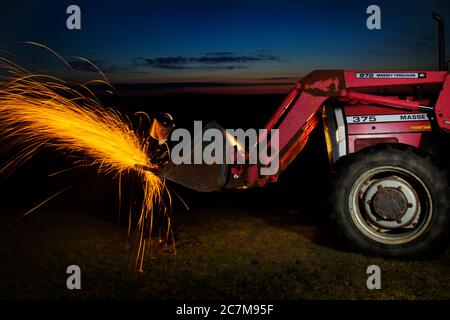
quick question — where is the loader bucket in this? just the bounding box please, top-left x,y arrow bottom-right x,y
156,122 -> 229,192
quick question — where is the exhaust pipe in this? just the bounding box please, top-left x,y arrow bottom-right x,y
432,12 -> 446,71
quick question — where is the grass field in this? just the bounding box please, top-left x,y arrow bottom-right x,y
1,188 -> 449,300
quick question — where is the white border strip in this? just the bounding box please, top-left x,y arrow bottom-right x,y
346,113 -> 429,124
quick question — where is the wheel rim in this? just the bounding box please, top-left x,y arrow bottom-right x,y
348,166 -> 433,245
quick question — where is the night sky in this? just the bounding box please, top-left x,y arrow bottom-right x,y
1,0 -> 449,94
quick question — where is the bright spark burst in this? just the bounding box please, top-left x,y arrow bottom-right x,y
0,52 -> 174,271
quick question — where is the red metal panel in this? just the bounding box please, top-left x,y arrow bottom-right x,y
263,82 -> 301,132
343,104 -> 429,151
354,137 -> 399,152
435,74 -> 450,131
344,71 -> 447,88
347,122 -> 431,135
344,91 -> 425,110
344,105 -> 424,115
348,133 -> 422,153
277,93 -> 327,150
343,105 -> 431,135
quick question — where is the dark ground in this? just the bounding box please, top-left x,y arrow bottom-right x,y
1,94 -> 450,299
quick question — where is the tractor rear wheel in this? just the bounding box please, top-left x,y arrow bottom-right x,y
331,144 -> 449,258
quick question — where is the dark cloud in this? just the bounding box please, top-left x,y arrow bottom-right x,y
68,51 -> 282,75
133,56 -> 189,69
194,52 -> 280,64
204,51 -> 233,56
132,57 -> 185,70
202,65 -> 248,70
133,51 -> 282,70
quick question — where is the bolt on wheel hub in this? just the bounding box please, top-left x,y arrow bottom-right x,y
371,187 -> 408,222
362,176 -> 420,229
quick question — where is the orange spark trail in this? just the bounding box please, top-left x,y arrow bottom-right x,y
0,56 -> 173,270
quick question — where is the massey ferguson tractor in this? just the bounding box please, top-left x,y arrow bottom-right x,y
149,13 -> 450,258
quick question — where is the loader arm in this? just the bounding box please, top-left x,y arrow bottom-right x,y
244,70 -> 345,187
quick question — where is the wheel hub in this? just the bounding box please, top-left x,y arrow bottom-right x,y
371,187 -> 408,222
362,176 -> 420,229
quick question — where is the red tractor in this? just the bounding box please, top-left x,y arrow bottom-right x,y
151,13 -> 450,258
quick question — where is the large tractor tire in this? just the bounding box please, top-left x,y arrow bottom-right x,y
331,144 -> 449,258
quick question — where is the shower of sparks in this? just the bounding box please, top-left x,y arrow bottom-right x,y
0,51 -> 174,271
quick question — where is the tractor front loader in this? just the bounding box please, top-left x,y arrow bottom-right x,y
151,13 -> 450,258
